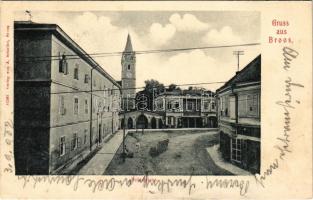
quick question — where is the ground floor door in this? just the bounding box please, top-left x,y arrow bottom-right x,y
182,117 -> 202,128
247,141 -> 260,173
220,132 -> 231,161
127,118 -> 133,129
151,117 -> 157,129
136,115 -> 148,129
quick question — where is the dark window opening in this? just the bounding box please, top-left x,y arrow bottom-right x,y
59,55 -> 68,74
84,74 -> 89,83
74,67 -> 79,80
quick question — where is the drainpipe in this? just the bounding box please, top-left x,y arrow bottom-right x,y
89,68 -> 94,151
111,87 -> 114,134
111,110 -> 114,134
96,111 -> 99,146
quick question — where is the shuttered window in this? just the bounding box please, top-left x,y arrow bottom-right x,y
84,74 -> 89,83
71,133 -> 78,150
247,94 -> 259,117
238,93 -> 259,117
60,136 -> 66,156
74,67 -> 79,80
59,55 -> 68,75
59,96 -> 66,115
74,97 -> 79,115
84,99 -> 88,114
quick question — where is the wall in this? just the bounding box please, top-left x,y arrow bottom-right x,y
14,31 -> 52,174
49,35 -> 92,172
14,31 -> 51,80
49,34 -> 121,173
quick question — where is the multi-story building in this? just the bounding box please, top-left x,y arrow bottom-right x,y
154,89 -> 217,128
216,55 -> 261,174
14,21 -> 121,175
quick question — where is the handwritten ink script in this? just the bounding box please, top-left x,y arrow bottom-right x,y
18,175 -> 250,196
254,47 -> 303,187
3,120 -> 14,174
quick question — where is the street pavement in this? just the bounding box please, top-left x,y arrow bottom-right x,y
206,144 -> 251,175
77,128 -> 219,175
77,130 -> 125,175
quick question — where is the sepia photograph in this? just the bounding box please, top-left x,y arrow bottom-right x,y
13,10 -> 261,176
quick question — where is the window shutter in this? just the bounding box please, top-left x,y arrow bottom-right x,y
78,137 -> 81,149
59,140 -> 62,157
71,139 -> 74,151
64,61 -> 68,75
59,60 -> 64,73
59,96 -> 66,115
58,96 -> 62,114
65,141 -> 70,153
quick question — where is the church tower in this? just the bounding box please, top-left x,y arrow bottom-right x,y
121,34 -> 136,110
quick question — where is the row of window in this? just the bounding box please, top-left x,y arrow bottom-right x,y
59,130 -> 88,156
219,93 -> 260,118
59,122 -> 118,157
59,56 -> 80,80
59,96 -> 117,116
59,55 -> 120,91
155,99 -> 215,111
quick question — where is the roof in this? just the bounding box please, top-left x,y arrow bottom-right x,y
14,21 -> 121,89
124,34 -> 133,52
116,81 -> 122,87
216,54 -> 261,93
157,89 -> 214,97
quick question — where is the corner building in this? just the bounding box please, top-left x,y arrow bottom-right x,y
216,55 -> 261,174
14,22 -> 121,175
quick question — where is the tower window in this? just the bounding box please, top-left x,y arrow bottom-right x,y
127,64 -> 131,70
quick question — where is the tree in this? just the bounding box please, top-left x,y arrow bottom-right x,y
144,79 -> 165,95
135,79 -> 165,111
167,84 -> 181,92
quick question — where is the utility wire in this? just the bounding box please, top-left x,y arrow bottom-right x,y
50,81 -> 226,95
16,43 -> 260,63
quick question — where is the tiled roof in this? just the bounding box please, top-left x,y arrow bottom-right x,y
217,54 -> 261,92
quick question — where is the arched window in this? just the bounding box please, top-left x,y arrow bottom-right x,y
127,64 -> 131,70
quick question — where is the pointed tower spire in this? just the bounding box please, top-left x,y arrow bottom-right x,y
124,33 -> 133,52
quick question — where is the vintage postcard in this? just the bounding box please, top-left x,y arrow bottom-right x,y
0,1 -> 312,199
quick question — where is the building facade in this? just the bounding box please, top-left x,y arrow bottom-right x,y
154,90 -> 217,128
121,34 -> 136,111
14,22 -> 121,175
216,55 -> 261,174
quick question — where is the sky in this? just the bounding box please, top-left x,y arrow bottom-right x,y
15,11 -> 260,91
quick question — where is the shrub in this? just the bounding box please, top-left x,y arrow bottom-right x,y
149,147 -> 158,157
149,139 -> 169,157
